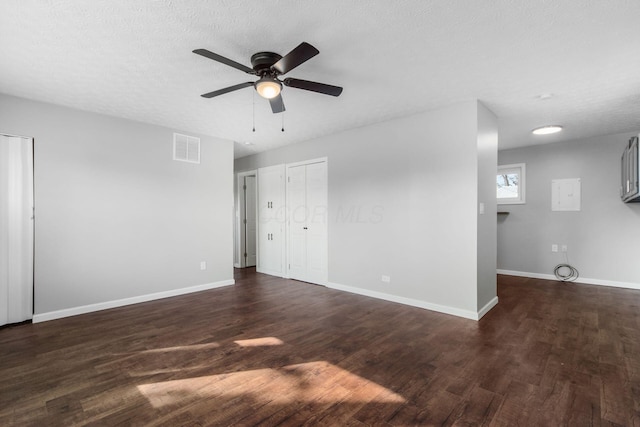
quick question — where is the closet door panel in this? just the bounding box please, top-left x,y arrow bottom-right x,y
304,162 -> 328,284
286,160 -> 327,285
257,164 -> 285,276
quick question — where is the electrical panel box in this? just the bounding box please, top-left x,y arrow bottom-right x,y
552,178 -> 581,211
621,136 -> 640,203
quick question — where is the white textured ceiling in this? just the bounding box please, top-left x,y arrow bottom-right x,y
1,1 -> 640,158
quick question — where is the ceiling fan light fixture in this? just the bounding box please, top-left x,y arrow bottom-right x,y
532,125 -> 563,135
255,78 -> 282,99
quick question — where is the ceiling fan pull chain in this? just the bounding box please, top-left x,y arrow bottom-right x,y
281,112 -> 285,132
252,90 -> 256,132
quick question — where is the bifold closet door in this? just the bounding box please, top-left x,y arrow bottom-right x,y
0,134 -> 34,326
257,164 -> 285,277
287,161 -> 327,285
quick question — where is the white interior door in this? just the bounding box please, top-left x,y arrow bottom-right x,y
286,160 -> 327,285
257,164 -> 285,276
244,175 -> 257,267
0,134 -> 34,326
304,162 -> 328,284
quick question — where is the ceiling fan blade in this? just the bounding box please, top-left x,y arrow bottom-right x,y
269,94 -> 286,114
201,82 -> 254,98
193,49 -> 255,74
272,42 -> 319,75
283,78 -> 343,97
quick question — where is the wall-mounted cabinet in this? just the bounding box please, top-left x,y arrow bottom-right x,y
621,136 -> 640,203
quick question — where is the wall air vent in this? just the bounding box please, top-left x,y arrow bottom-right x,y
173,133 -> 200,164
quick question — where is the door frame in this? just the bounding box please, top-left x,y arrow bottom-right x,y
1,133 -> 35,325
235,170 -> 257,268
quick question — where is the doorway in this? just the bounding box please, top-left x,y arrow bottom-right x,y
236,171 -> 257,268
0,133 -> 34,326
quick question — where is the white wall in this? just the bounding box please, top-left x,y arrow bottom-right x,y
476,103 -> 498,311
0,93 -> 234,320
236,100 -> 498,319
498,131 -> 640,289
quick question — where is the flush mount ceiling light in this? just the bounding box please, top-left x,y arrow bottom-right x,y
532,125 -> 563,135
255,77 -> 282,99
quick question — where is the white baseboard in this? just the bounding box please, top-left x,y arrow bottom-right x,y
478,296 -> 499,319
256,267 -> 285,278
33,279 -> 235,323
326,282 -> 496,321
497,269 -> 640,291
234,263 -> 241,268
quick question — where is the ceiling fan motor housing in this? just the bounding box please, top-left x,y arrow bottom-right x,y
250,52 -> 282,76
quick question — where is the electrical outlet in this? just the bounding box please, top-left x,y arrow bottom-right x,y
381,275 -> 391,283
551,244 -> 558,252
200,261 -> 207,270
561,245 -> 568,253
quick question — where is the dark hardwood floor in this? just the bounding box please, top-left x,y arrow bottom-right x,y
1,270 -> 640,426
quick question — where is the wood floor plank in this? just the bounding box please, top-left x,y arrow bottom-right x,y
1,270 -> 640,425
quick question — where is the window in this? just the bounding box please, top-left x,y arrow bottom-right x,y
497,163 -> 525,204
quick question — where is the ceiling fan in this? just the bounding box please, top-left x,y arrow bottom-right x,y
193,42 -> 343,114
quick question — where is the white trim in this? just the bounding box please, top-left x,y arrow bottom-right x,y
285,156 -> 328,169
497,269 -> 555,280
326,282 -> 493,321
497,269 -> 640,291
33,279 -> 235,323
234,262 -> 241,268
235,170 -> 257,268
256,267 -> 286,278
478,297 -> 499,319
1,132 -> 33,139
497,163 -> 525,205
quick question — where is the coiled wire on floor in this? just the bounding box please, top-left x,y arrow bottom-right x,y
554,264 -> 579,282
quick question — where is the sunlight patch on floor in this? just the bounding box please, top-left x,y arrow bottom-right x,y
128,366 -> 213,377
234,337 -> 284,347
137,361 -> 406,408
136,342 -> 220,354
115,337 -> 285,377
